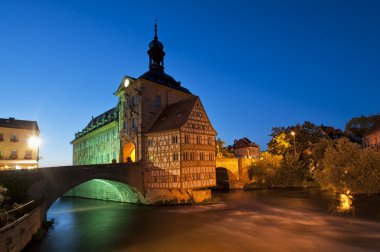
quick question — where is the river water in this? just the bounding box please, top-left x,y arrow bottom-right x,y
29,189 -> 380,252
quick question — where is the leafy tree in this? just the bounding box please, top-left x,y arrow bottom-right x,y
314,138 -> 380,194
215,137 -> 235,157
268,132 -> 291,156
268,121 -> 325,157
345,114 -> 380,143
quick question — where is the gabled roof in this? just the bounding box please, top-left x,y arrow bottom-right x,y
0,118 -> 39,131
233,137 -> 259,149
147,97 -> 198,133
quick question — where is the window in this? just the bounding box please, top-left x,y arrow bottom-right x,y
0,134 -> 3,141
124,121 -> 128,129
10,135 -> 18,142
200,152 -> 204,160
173,153 -> 179,161
25,150 -> 32,159
209,153 -> 213,160
147,139 -> 154,146
0,150 -> 3,159
208,137 -> 212,145
10,150 -> 17,159
132,118 -> 138,128
172,175 -> 178,182
132,95 -> 138,106
184,135 -> 190,144
183,152 -> 188,161
190,152 -> 195,160
196,136 -> 201,144
172,135 -> 178,144
154,95 -> 161,108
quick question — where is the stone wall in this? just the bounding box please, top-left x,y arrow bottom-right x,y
145,188 -> 212,204
0,203 -> 44,252
216,157 -> 257,189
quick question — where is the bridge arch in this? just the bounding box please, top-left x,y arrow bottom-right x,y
63,179 -> 146,204
216,167 -> 238,190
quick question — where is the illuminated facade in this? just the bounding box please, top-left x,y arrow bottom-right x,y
0,117 -> 40,169
71,24 -> 216,197
233,137 -> 260,159
363,121 -> 380,152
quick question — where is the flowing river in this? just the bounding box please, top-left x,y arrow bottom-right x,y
28,189 -> 380,252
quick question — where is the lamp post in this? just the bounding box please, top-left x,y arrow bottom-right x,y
28,136 -> 40,168
291,131 -> 296,157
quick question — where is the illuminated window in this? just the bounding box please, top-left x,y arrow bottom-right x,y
155,95 -> 161,108
190,152 -> 195,160
184,135 -> 190,144
172,135 -> 178,144
25,150 -> 32,159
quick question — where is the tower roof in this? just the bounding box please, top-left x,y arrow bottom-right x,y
139,22 -> 191,94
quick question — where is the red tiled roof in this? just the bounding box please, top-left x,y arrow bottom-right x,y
147,97 -> 198,133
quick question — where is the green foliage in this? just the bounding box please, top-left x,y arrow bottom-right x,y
249,152 -> 309,187
267,133 -> 291,156
313,138 -> 380,194
345,113 -> 380,143
268,121 -> 325,157
215,137 -> 235,157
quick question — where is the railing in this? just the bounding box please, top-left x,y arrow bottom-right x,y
0,199 -> 42,228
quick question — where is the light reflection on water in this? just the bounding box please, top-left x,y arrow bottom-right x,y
28,189 -> 380,252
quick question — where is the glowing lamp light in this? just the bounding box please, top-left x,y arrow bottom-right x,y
28,136 -> 40,149
291,131 -> 295,136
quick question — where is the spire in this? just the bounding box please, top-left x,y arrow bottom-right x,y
154,19 -> 158,40
148,20 -> 165,72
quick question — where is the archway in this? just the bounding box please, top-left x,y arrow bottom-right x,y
63,179 -> 146,204
122,142 -> 136,162
216,167 -> 238,190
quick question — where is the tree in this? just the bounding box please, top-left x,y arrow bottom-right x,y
215,137 -> 235,157
268,132 -> 291,156
314,138 -> 380,194
345,114 -> 380,143
268,121 -> 324,157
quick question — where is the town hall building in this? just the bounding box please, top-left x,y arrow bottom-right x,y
70,24 -> 216,203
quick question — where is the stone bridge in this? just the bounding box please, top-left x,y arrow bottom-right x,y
0,163 -> 147,212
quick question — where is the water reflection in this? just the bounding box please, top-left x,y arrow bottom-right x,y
337,193 -> 353,213
29,189 -> 380,252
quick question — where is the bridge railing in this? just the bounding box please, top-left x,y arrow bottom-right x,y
0,199 -> 43,228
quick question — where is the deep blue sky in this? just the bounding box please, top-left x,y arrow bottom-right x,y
1,1 -> 379,167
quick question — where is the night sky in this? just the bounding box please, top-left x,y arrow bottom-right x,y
1,0 -> 379,167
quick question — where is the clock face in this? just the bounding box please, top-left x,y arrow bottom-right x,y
124,79 -> 130,87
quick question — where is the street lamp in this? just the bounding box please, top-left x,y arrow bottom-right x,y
28,136 -> 41,167
291,131 -> 296,157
